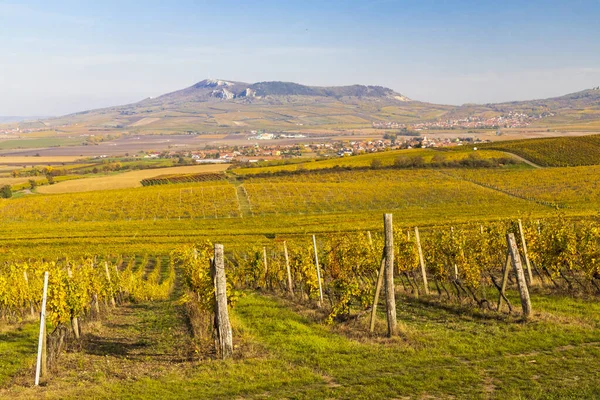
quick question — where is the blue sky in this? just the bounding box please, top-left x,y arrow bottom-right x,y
1,0 -> 599,115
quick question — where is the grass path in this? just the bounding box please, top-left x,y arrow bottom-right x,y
2,290 -> 600,399
500,150 -> 543,169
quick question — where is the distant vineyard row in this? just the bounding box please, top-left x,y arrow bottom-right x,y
141,172 -> 226,186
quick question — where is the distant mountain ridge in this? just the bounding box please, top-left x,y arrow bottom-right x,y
145,79 -> 411,104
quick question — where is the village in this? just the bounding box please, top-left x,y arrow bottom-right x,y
372,111 -> 555,130
138,134 -> 487,165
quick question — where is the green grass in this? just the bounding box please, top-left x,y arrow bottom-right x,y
231,293 -> 600,399
0,322 -> 38,386
4,291 -> 598,399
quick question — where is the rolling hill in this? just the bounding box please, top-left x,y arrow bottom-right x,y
4,80 -> 600,136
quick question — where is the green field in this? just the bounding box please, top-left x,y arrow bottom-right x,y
0,136 -> 85,150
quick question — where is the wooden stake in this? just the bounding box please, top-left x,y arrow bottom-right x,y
67,267 -> 80,339
263,247 -> 269,290
497,252 -> 511,312
104,262 -> 116,308
414,227 -> 429,295
114,264 -> 123,302
451,227 -> 458,280
312,235 -> 324,307
518,219 -> 534,285
283,241 -> 294,296
24,270 -> 35,317
384,214 -> 397,336
35,271 -> 49,386
369,255 -> 386,333
507,233 -> 532,319
211,244 -> 233,359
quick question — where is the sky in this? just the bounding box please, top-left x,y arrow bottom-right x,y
1,0 -> 600,116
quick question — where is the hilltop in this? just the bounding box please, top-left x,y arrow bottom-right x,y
138,79 -> 412,104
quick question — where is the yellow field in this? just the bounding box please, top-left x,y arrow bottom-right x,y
129,117 -> 162,127
0,176 -> 31,186
36,164 -> 230,194
0,156 -> 84,164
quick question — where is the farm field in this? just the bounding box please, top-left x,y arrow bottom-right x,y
233,147 -> 522,176
0,156 -> 85,165
0,168 -> 553,224
483,134 -> 600,167
1,136 -> 600,399
35,164 -> 230,194
450,165 -> 600,211
0,136 -> 85,150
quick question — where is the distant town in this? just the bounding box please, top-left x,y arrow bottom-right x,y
372,112 -> 555,130
134,135 -> 487,165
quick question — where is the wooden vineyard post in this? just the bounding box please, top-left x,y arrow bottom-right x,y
497,252 -> 511,312
506,233 -> 532,319
283,241 -> 294,297
24,270 -> 35,317
114,263 -> 123,303
263,247 -> 269,290
312,235 -> 324,307
369,256 -> 386,333
384,214 -> 397,337
451,227 -> 458,280
35,271 -> 49,386
414,227 -> 429,295
67,267 -> 80,339
211,244 -> 233,359
518,219 -> 534,285
104,262 -> 116,308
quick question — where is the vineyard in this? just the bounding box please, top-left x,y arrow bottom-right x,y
140,172 -> 226,186
1,156 -> 600,398
484,134 -> 600,167
449,164 -> 600,211
0,168 -> 552,223
233,147 -> 520,175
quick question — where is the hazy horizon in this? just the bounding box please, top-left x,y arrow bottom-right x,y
1,0 -> 599,116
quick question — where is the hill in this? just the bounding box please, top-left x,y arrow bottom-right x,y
17,79 -> 450,135
138,79 -> 412,104
3,81 -> 600,137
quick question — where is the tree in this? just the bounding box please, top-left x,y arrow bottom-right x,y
29,179 -> 37,190
0,185 -> 12,199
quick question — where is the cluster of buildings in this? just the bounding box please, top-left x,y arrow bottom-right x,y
247,131 -> 306,140
373,112 -> 555,131
145,134 -> 488,165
